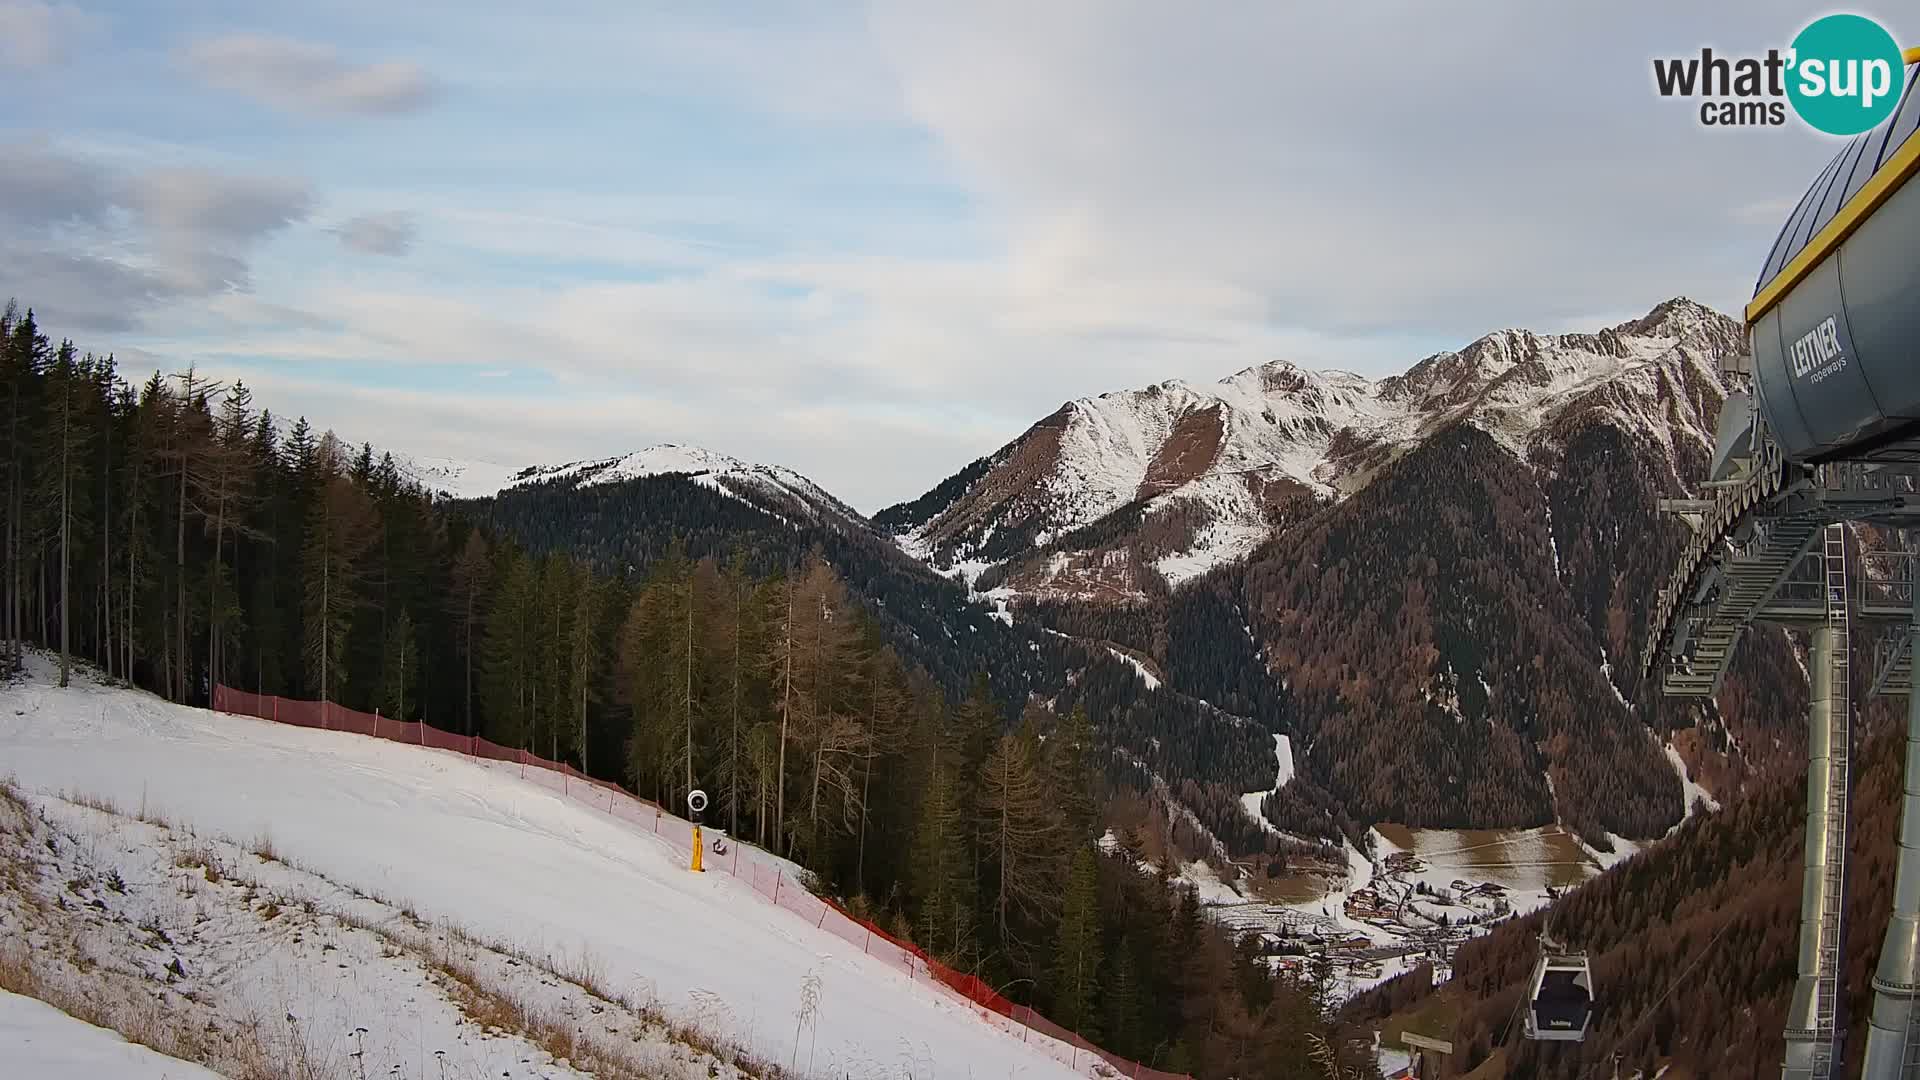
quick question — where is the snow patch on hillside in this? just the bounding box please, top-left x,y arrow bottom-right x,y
0,991 -> 225,1080
1666,741 -> 1721,817
1155,522 -> 1270,586
1107,647 -> 1162,690
1239,734 -> 1294,833
393,453 -> 534,500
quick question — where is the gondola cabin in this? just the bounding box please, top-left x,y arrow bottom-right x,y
1523,950 -> 1593,1042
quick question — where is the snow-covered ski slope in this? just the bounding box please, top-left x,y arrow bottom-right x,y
0,664 -> 1095,1080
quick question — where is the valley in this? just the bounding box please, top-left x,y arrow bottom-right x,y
0,291 -> 1817,1080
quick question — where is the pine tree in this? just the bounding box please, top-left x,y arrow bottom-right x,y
1052,847 -> 1102,1035
911,748 -> 976,962
976,732 -> 1063,950
302,437 -> 377,708
1048,704 -> 1098,845
1103,937 -> 1144,1058
2,305 -> 50,674
569,563 -> 598,771
33,342 -> 94,687
161,366 -> 220,702
448,530 -> 489,734
857,645 -> 909,891
791,558 -> 861,863
381,606 -> 416,720
204,381 -> 263,693
483,547 -> 536,746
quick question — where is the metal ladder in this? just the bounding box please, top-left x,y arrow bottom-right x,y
1905,592 -> 1920,1077
1813,523 -> 1854,1080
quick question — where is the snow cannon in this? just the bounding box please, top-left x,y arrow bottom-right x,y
687,789 -> 709,873
1740,53 -> 1920,466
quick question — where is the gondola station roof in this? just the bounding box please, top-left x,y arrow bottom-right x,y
1749,51 -> 1920,463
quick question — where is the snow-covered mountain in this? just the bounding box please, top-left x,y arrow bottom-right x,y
399,444 -> 861,524
880,297 -> 1743,598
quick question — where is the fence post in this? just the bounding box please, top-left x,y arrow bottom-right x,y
773,870 -> 780,904
863,927 -> 871,954
373,708 -> 381,740
418,722 -> 425,746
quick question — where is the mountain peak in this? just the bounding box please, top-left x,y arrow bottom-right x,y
889,298 -> 1749,600
1611,296 -> 1738,341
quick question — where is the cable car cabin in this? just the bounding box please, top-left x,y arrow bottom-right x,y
1524,951 -> 1593,1042
1747,59 -> 1920,465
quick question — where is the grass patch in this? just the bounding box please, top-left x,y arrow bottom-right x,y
249,830 -> 280,865
64,789 -> 122,818
173,844 -> 225,885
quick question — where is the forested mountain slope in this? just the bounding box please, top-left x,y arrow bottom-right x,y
1350,705 -> 1910,1078
884,298 -> 1746,601
1,300 -> 1360,1080
463,299 -> 1811,847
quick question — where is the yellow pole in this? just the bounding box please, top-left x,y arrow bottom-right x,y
691,825 -> 704,872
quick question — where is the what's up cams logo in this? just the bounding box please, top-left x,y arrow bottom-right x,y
1654,13 -> 1911,135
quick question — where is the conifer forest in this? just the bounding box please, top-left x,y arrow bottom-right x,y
0,300 -> 1357,1079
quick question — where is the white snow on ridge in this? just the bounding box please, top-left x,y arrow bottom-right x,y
1665,741 -> 1721,818
0,991 -> 225,1080
1154,522 -> 1270,586
1239,734 -> 1295,834
906,300 -> 1739,594
0,661 -> 1087,1080
392,453 -> 532,500
398,444 -> 854,520
1107,647 -> 1162,690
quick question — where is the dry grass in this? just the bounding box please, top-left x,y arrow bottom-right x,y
0,791 -> 341,1078
249,830 -> 280,864
0,773 -> 26,814
173,844 -> 225,885
63,789 -> 122,818
4,775 -> 778,1079
0,934 -> 251,1073
424,920 -> 779,1078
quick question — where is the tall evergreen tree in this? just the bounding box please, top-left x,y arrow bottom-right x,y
976,732 -> 1062,951
1052,847 -> 1102,1036
33,342 -> 95,687
448,530 -> 490,734
382,606 -> 416,720
302,437 -> 377,708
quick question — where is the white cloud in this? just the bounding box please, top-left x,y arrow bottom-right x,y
23,2 -> 1866,509
333,211 -> 419,256
0,1 -> 98,68
0,141 -> 311,330
182,33 -> 437,116
865,0 -> 1840,338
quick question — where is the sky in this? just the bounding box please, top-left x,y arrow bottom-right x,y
0,1 -> 1894,510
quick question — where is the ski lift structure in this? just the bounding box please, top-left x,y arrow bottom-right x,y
1643,47 -> 1920,1080
1523,935 -> 1593,1043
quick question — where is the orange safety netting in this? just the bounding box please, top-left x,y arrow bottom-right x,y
210,686 -> 1190,1080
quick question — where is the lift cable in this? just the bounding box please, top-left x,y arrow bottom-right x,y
1569,917 -> 1737,1080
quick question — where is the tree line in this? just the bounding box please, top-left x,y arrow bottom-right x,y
0,301 -> 1361,1079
